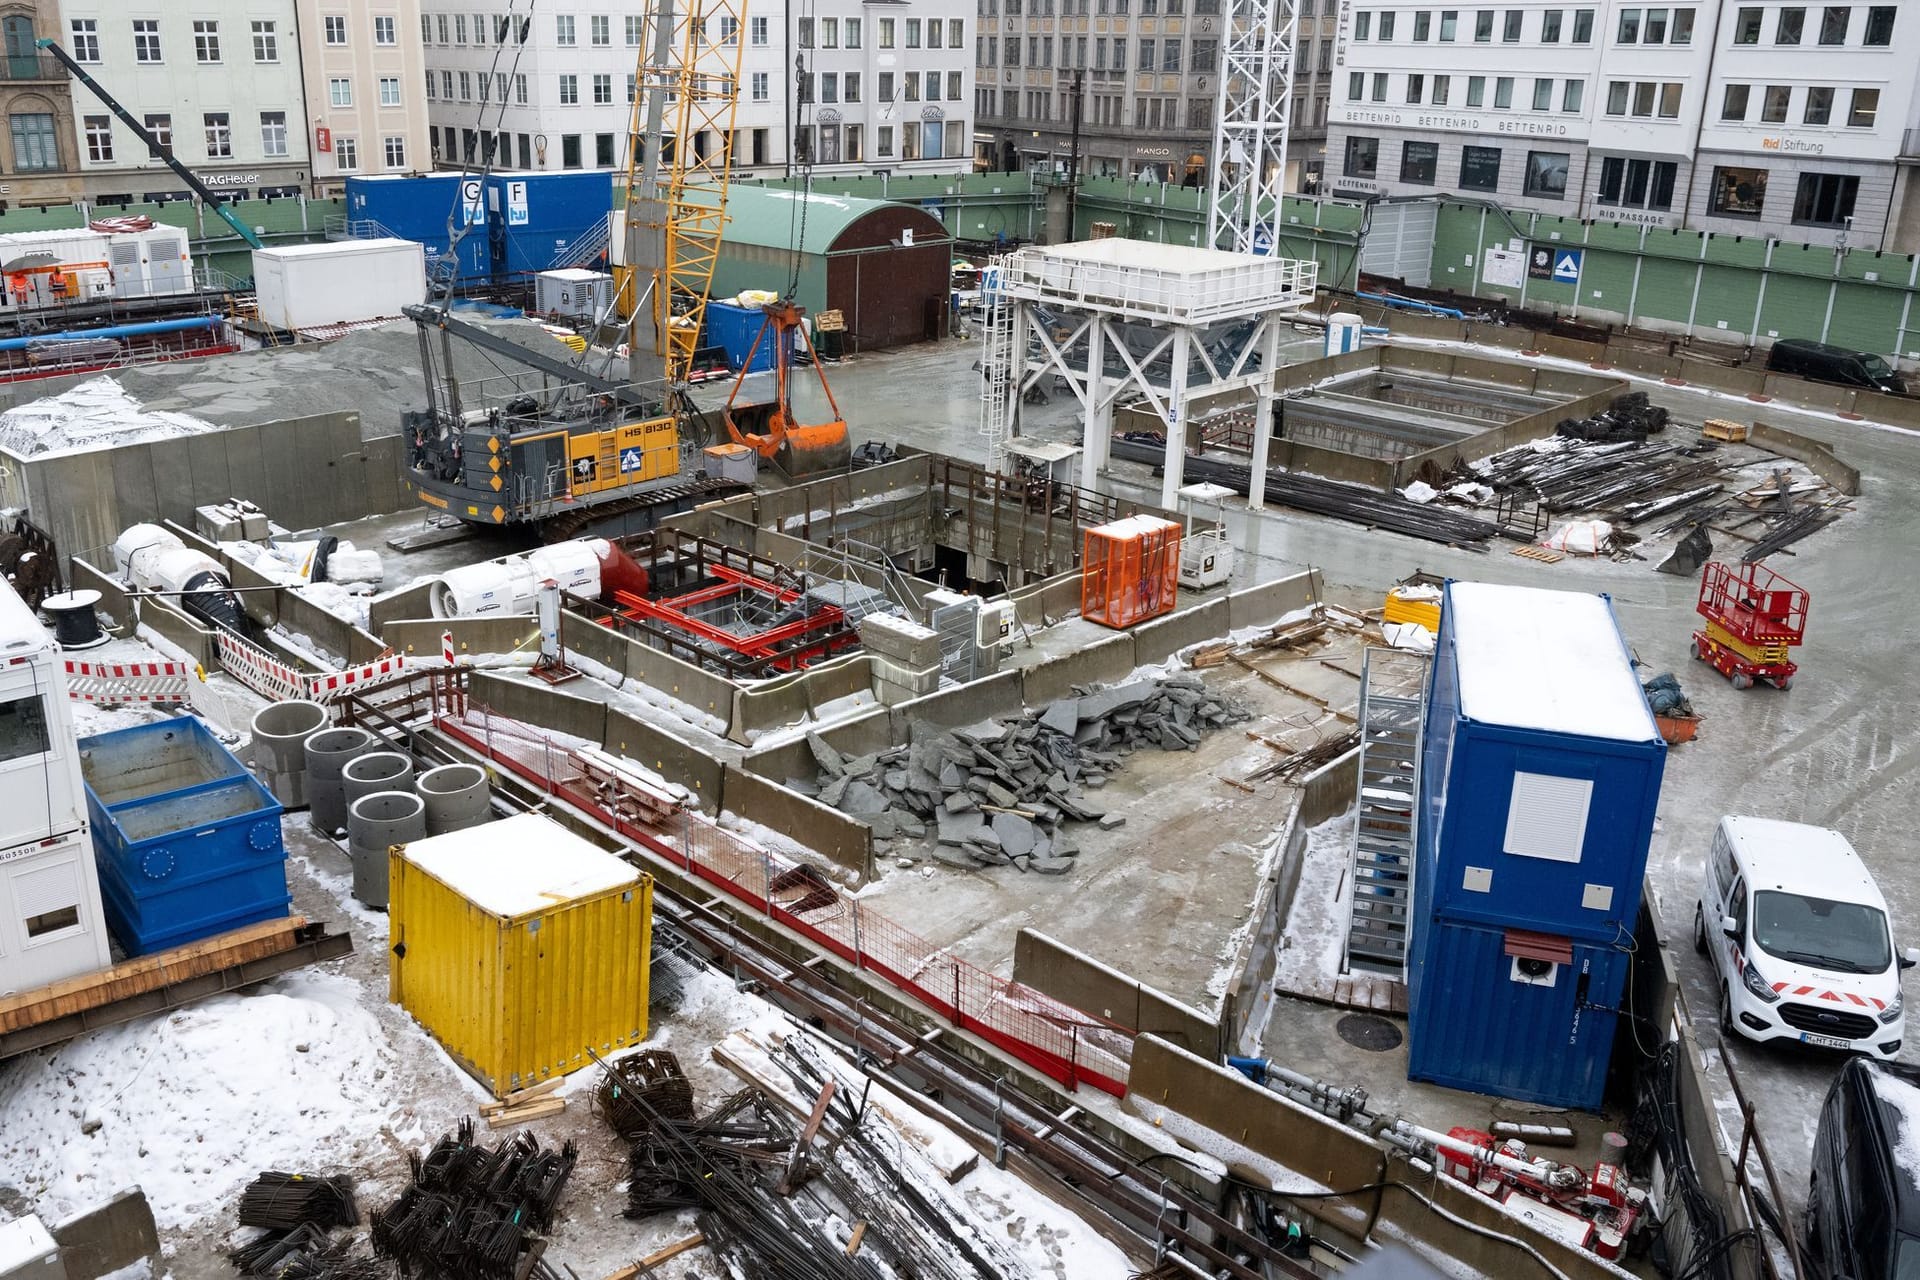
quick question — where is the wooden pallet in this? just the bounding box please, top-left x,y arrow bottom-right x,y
1702,418 -> 1751,443
1331,973 -> 1410,1015
1511,545 -> 1565,564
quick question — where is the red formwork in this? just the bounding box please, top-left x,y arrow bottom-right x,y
438,705 -> 1134,1096
1082,515 -> 1182,630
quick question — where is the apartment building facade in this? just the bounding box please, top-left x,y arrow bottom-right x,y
972,0 -> 1334,190
0,2 -> 84,206
55,1 -> 312,201
298,0 -> 433,194
417,2 -> 974,179
1327,2 -> 1920,250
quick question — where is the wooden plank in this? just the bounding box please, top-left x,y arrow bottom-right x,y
1226,654 -> 1357,723
480,1075 -> 566,1114
845,1222 -> 869,1257
485,1097 -> 566,1129
602,1232 -> 707,1277
0,917 -> 305,1033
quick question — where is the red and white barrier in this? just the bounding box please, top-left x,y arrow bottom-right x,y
63,658 -> 193,705
303,654 -> 405,700
215,629 -> 406,703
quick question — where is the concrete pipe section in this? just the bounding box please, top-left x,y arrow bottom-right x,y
342,751 -> 415,810
250,699 -> 329,810
416,763 -> 491,836
347,790 -> 426,910
304,726 -> 376,838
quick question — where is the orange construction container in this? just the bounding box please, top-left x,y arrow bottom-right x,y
1082,515 -> 1182,629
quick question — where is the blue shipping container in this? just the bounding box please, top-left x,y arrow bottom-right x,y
1404,581 -> 1664,1110
1406,918 -> 1630,1110
79,717 -> 290,956
703,300 -> 793,374
345,174 -> 490,281
487,172 -> 615,276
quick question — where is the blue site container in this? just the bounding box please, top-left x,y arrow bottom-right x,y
487,171 -> 615,276
78,717 -> 289,956
703,299 -> 792,373
345,174 -> 489,281
1405,581 -> 1666,1110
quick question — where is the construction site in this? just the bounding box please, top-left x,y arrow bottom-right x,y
0,4 -> 1917,1280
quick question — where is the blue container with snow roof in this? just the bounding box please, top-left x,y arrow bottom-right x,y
78,716 -> 290,956
1404,581 -> 1666,1110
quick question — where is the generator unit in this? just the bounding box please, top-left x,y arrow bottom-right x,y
1406,581 -> 1666,1111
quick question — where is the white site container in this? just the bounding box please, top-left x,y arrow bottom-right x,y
0,582 -> 111,997
250,238 -> 428,331
535,268 -> 615,321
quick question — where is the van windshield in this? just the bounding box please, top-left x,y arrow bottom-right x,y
1898,1235 -> 1920,1280
1863,354 -> 1895,379
1753,891 -> 1891,975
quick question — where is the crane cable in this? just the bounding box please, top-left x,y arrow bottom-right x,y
439,0 -> 537,308
786,0 -> 817,301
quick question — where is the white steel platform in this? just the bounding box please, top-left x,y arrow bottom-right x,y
995,238 -> 1317,325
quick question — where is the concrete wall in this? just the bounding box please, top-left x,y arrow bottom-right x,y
1225,570 -> 1324,633
606,708 -> 727,811
164,521 -> 387,666
468,672 -> 610,746
1012,929 -> 1220,1058
1130,599 -> 1230,668
734,656 -> 878,744
50,1187 -> 159,1280
385,616 -> 539,662
721,764 -> 873,881
1018,633 -> 1138,706
1749,422 -> 1862,495
1008,571 -> 1083,631
74,556 -> 218,667
559,608 -> 738,738
1126,1036 -> 1633,1280
368,580 -> 436,634
9,412 -> 406,572
739,707 -> 898,784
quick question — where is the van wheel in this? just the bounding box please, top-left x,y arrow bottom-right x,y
1721,983 -> 1736,1039
1694,905 -> 1710,956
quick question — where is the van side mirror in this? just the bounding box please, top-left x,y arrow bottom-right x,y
1722,915 -> 1740,939
1900,948 -> 1919,971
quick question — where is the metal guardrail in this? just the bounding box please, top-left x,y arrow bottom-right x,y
0,55 -> 66,82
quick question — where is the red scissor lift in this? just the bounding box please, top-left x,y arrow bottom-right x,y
1691,560 -> 1808,691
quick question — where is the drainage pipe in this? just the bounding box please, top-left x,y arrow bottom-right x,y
0,315 -> 220,352
416,763 -> 491,835
250,699 -> 328,809
304,726 -> 376,837
347,790 -> 426,909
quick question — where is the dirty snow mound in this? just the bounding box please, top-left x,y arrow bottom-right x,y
0,971 -> 392,1228
0,377 -> 217,457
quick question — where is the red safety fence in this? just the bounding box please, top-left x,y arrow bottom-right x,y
215,629 -> 407,704
63,657 -> 193,705
438,703 -> 1135,1096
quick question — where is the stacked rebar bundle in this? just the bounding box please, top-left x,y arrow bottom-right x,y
368,1120 -> 578,1280
596,1048 -> 696,1139
236,1172 -> 360,1232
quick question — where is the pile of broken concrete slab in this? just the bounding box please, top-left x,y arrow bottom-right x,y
805,674 -> 1250,874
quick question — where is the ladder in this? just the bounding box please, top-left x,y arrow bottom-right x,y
1343,646 -> 1430,975
976,261 -> 1015,474
552,220 -> 612,270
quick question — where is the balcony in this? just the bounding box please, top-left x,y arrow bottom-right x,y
0,55 -> 68,83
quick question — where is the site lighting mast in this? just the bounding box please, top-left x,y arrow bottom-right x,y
1204,0 -> 1297,254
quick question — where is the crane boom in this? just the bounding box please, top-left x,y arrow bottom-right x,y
37,38 -> 266,251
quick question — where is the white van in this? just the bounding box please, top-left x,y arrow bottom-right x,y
1697,816 -> 1916,1059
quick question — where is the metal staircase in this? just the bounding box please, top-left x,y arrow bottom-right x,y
1343,646 -> 1430,974
976,262 -> 1015,474
551,220 -> 611,270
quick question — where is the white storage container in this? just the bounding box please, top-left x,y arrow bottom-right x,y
250,238 -> 428,331
535,268 -> 615,321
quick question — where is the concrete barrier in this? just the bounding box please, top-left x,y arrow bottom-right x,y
69,557 -> 129,622
367,580 -> 436,634
1749,422 -> 1862,495
1130,598 -> 1230,667
721,764 -> 873,881
733,676 -> 816,742
469,671 -> 610,745
1009,571 -> 1083,630
1225,569 -> 1322,633
384,615 -> 539,661
49,1186 -> 159,1279
604,707 -> 726,809
1012,929 -> 1220,1057
1019,631 -> 1137,705
887,669 -> 1026,734
740,706 -> 899,783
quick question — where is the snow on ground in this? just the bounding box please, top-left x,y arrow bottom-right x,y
1269,814 -> 1358,1002
1207,809 -> 1309,1005
561,651 -> 731,739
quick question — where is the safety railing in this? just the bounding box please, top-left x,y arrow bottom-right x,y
438,701 -> 1135,1096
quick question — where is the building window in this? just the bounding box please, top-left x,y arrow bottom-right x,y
877,125 -> 893,157
1848,87 -> 1879,127
906,17 -> 921,46
251,20 -> 277,61
1533,77 -> 1553,110
625,14 -> 643,44
330,78 -> 352,107
1818,6 -> 1848,44
425,69 -> 435,99
1597,156 -> 1676,209
143,113 -> 170,157
847,73 -> 862,102
1618,7 -> 1640,42
1494,76 -> 1514,108
1631,81 -> 1656,115
1672,8 -> 1695,42
457,71 -> 470,99
1660,82 -> 1682,117
1378,11 -> 1396,39
590,14 -> 609,45
879,71 -> 895,99
440,70 -> 451,98
1433,74 -> 1451,105
751,71 -> 769,101
132,18 -> 161,62
380,76 -> 401,106
1775,6 -> 1804,43
1523,150 -> 1569,198
821,74 -> 838,104
1474,9 -> 1493,41
516,75 -> 528,104
71,19 -> 100,63
1607,81 -> 1629,115
1644,7 -> 1669,41
592,73 -> 611,103
374,15 -> 396,44
1563,79 -> 1584,112
562,134 -> 582,168
751,15 -> 769,44
1460,145 -> 1501,190
1466,75 -> 1485,107
1371,72 -> 1388,102
204,112 -> 231,158
1804,86 -> 1833,125
1347,71 -> 1363,100
436,14 -> 448,42
1864,6 -> 1895,45
559,74 -> 578,104
1541,9 -> 1562,41
879,18 -> 894,47
1761,84 -> 1790,124
1572,7 -> 1594,40
1709,166 -> 1767,216
9,113 -> 55,171
1503,8 -> 1522,39
822,16 -> 839,46
1344,135 -> 1378,178
1406,73 -> 1424,104
422,14 -> 432,44
325,15 -> 347,45
720,15 -> 739,43
193,20 -> 220,62
1793,173 -> 1859,226
1352,10 -> 1369,37
595,133 -> 615,166
82,115 -> 112,162
1721,83 -> 1749,121
1400,140 -> 1438,184
336,135 -> 358,171
556,15 -> 575,45
948,70 -> 962,98
1439,10 -> 1458,40
1414,11 -> 1431,39
454,13 -> 467,42
1732,7 -> 1761,43
383,135 -> 405,168
255,110 -> 287,157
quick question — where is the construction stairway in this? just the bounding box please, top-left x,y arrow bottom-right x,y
1343,646 -> 1430,974
976,263 -> 1015,474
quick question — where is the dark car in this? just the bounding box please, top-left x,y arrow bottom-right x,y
1806,1057 -> 1920,1280
1766,338 -> 1908,395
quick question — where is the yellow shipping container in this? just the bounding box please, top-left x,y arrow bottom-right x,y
388,812 -> 651,1097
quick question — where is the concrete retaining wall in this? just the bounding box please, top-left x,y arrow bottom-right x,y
605,708 -> 726,811
1225,570 -> 1323,633
1018,632 -> 1138,705
721,764 -> 873,880
739,707 -> 898,783
385,616 -> 539,662
1008,571 -> 1083,630
468,672 -> 610,745
1130,599 -> 1229,668
559,609 -> 738,738
888,669 -> 1026,733
369,581 -> 436,634
77,553 -> 218,666
50,1187 -> 159,1280
1750,421 -> 1862,495
1012,929 -> 1219,1058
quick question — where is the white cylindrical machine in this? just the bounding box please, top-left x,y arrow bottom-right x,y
416,763 -> 491,835
347,790 -> 426,909
250,700 -> 329,809
342,750 -> 415,809
304,726 -> 376,837
1325,312 -> 1364,357
113,522 -> 247,633
429,538 -> 649,617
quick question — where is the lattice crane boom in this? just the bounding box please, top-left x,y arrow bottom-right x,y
1205,0 -> 1297,254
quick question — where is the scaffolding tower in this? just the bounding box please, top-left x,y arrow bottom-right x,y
1205,0 -> 1298,254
